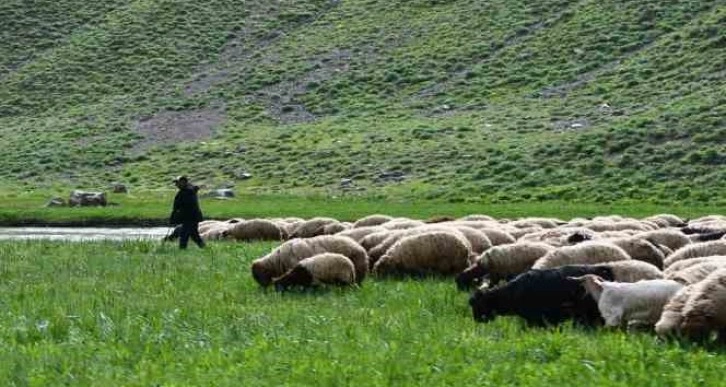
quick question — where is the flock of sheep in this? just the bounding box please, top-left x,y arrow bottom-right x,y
196,213 -> 726,343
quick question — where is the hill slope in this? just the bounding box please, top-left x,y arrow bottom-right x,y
0,0 -> 724,203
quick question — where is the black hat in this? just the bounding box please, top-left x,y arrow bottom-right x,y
173,175 -> 188,183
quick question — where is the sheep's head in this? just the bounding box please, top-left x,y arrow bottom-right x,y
251,260 -> 274,287
568,274 -> 606,302
468,288 -> 500,322
455,264 -> 487,291
273,266 -> 314,291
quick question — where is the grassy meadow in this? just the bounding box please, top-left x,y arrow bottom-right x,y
0,239 -> 725,385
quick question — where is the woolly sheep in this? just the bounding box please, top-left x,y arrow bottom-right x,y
200,224 -> 229,240
323,222 -> 349,235
666,261 -> 726,285
352,214 -> 393,228
508,226 -> 544,240
459,214 -> 496,221
592,260 -> 664,282
573,275 -> 683,329
635,229 -> 691,251
198,220 -> 228,234
654,285 -> 696,337
680,268 -> 726,342
223,219 -> 286,241
251,235 -> 368,286
583,220 -> 653,232
510,217 -> 561,229
272,253 -> 356,290
380,219 -> 426,230
468,265 -> 616,326
606,237 -> 665,269
663,256 -> 726,275
690,231 -> 726,242
335,226 -> 387,243
288,217 -> 340,238
644,214 -> 687,228
532,241 -> 631,270
518,228 -> 597,247
359,230 -> 395,251
373,231 -> 474,277
368,225 -> 492,264
477,228 -> 516,246
455,242 -> 555,290
663,241 -> 726,268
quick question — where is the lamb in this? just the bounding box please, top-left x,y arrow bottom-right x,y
635,229 -> 691,251
373,231 -> 474,277
666,261 -> 726,285
654,285 -> 696,338
468,265 -> 616,327
272,253 -> 356,290
606,237 -> 665,269
532,241 -> 631,270
352,214 -> 393,228
572,275 -> 683,330
455,242 -> 555,290
592,260 -> 664,282
223,219 -> 287,241
288,217 -> 340,238
663,256 -> 726,275
251,235 -> 368,286
679,268 -> 726,342
663,240 -> 726,268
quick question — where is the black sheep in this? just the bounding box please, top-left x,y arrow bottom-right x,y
468,265 -> 616,327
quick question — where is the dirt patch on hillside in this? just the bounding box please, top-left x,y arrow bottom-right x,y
133,108 -> 225,150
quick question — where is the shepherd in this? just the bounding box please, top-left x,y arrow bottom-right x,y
169,175 -> 205,249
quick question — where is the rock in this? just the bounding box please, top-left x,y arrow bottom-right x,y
211,188 -> 235,198
69,190 -> 107,207
111,182 -> 128,193
45,197 -> 66,207
376,170 -> 406,182
236,171 -> 253,180
340,178 -> 354,187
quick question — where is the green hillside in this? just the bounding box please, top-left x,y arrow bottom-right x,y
0,0 -> 724,204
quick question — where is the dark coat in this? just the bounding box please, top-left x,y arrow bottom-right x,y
170,186 -> 203,224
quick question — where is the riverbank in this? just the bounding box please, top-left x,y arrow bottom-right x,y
0,191 -> 722,226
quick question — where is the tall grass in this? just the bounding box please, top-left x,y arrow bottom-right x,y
0,240 -> 724,385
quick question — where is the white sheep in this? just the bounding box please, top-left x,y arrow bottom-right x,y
573,274 -> 683,329
663,256 -> 726,275
680,268 -> 726,341
592,260 -> 664,282
373,231 -> 474,277
455,242 -> 555,289
666,261 -> 726,285
635,229 -> 691,251
272,253 -> 356,290
352,214 -> 393,228
664,240 -> 726,268
532,241 -> 631,270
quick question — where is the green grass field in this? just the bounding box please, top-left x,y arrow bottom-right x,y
1,239 -> 725,385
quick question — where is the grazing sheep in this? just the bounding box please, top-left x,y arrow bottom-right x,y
359,230 -> 395,251
654,285 -> 696,338
198,220 -> 228,234
335,226 -> 387,243
653,243 -> 674,258
635,229 -> 691,251
251,235 -> 368,286
572,275 -> 683,329
380,219 -> 426,230
510,217 -> 561,229
288,217 -> 340,238
606,237 -> 665,269
352,214 -> 393,228
468,265 -> 616,326
323,222 -> 349,235
584,220 -> 653,232
273,253 -> 356,290
664,256 -> 726,275
508,226 -> 544,240
477,228 -> 516,246
373,231 -> 474,277
459,214 -> 496,221
664,241 -> 726,268
518,228 -> 597,247
456,242 -> 555,290
223,219 -> 286,241
666,261 -> 726,285
592,260 -> 664,282
200,224 -> 229,241
644,214 -> 687,228
680,268 -> 726,342
368,225 -> 492,264
532,241 -> 631,270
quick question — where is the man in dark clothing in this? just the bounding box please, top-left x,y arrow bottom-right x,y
169,175 -> 205,249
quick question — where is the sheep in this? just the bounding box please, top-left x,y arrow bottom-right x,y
335,226 -> 387,243
510,217 -> 561,229
323,222 -> 349,235
508,226 -> 544,240
663,256 -> 726,275
425,215 -> 457,223
663,240 -> 726,268
368,225 -> 492,264
468,265 -> 616,327
477,228 -> 516,246
223,219 -> 287,241
606,237 -> 665,269
666,261 -> 726,285
380,219 -> 426,230
644,214 -> 687,228
251,235 -> 368,287
690,231 -> 726,242
654,243 -> 674,258
680,268 -> 726,342
635,229 -> 691,251
592,260 -> 664,282
199,224 -> 229,241
272,253 -> 356,290
198,220 -> 228,234
583,220 -> 653,232
352,214 -> 393,228
359,230 -> 395,251
518,228 -> 597,247
532,241 -> 631,270
288,217 -> 340,238
455,242 -> 555,290
654,285 -> 696,338
681,220 -> 726,235
572,274 -> 683,330
459,214 -> 495,221
373,231 -> 474,277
